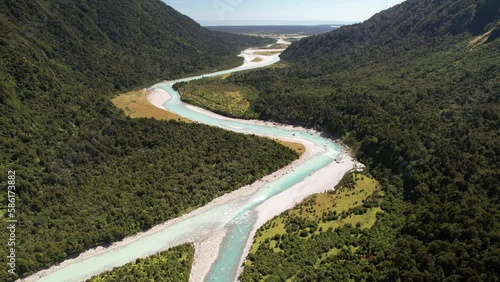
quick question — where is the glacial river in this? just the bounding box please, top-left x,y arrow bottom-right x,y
32,51 -> 344,282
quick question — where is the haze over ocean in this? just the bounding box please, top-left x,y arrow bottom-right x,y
162,0 -> 406,25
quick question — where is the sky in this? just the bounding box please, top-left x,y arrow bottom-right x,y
162,0 -> 406,26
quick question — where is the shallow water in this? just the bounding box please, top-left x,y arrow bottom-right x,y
35,54 -> 343,282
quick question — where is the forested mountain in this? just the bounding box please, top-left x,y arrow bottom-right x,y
0,0 -> 272,93
0,1 -> 285,281
186,0 -> 499,280
283,0 -> 499,65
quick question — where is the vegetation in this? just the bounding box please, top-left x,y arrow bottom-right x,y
254,51 -> 282,56
258,43 -> 289,49
0,1 -> 289,281
88,244 -> 194,282
176,77 -> 261,119
112,89 -> 306,155
285,37 -> 304,42
241,172 -> 385,281
215,0 -> 498,280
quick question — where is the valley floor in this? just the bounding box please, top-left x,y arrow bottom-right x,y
21,43 -> 359,282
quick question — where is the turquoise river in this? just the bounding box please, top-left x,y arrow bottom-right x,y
32,51 -> 344,282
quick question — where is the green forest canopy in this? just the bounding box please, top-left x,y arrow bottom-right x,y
0,0 -> 288,281
88,244 -> 194,282
180,0 -> 500,280
241,172 -> 385,281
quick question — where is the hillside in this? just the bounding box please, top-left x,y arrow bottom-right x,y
0,1 -> 287,281
0,0 -> 272,92
177,0 -> 499,280
283,0 -> 499,65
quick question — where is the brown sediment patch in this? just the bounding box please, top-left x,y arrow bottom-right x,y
468,23 -> 498,49
273,139 -> 306,156
111,89 -> 189,122
219,73 -> 232,79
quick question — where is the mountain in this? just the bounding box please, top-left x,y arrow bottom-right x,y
0,1 -> 288,281
283,0 -> 499,65
206,0 -> 498,280
0,0 -> 272,93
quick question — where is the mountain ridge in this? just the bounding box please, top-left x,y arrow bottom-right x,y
282,0 -> 499,67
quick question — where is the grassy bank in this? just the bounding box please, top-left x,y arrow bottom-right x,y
111,89 -> 189,122
242,172 -> 385,281
176,76 -> 260,119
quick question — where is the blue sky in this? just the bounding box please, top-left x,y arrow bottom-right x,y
163,0 -> 406,25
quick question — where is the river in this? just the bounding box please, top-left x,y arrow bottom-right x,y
24,47 -> 352,282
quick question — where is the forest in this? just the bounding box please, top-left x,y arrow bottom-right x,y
176,77 -> 261,119
0,0 -> 289,281
88,244 -> 194,282
241,172 -> 387,281
181,0 -> 500,280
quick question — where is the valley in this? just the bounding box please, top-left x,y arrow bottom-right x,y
20,43 -> 357,282
1,0 -> 498,281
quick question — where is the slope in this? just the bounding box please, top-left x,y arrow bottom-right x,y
0,0 -> 287,281
190,0 -> 499,280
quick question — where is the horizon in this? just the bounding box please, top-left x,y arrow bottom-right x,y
163,0 -> 406,26
200,20 -> 356,27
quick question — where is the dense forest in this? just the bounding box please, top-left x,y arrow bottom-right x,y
241,172 -> 387,281
0,1 -> 289,281
88,244 -> 194,282
176,77 -> 261,119
182,0 -> 500,280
